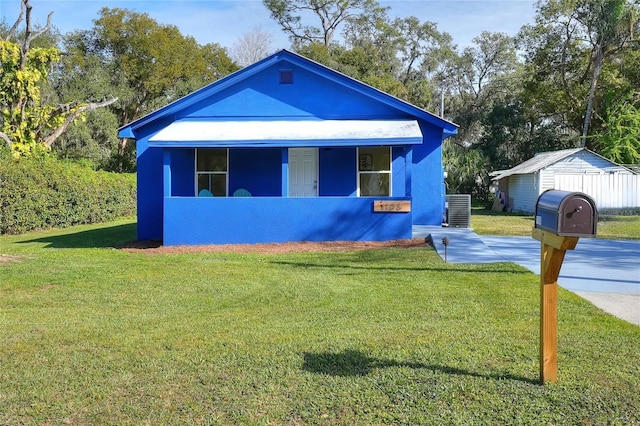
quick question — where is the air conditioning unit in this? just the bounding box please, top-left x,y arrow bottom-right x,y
446,194 -> 471,228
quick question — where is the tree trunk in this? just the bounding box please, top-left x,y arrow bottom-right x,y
0,131 -> 12,148
580,45 -> 605,148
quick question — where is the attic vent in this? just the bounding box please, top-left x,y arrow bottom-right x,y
446,194 -> 471,228
279,69 -> 293,84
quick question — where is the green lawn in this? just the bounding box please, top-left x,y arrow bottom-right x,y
1,219 -> 639,424
471,208 -> 640,239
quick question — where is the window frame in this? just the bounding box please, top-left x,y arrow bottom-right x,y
195,148 -> 229,196
357,146 -> 392,197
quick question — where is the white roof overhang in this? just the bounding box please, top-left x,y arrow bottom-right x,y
148,120 -> 423,147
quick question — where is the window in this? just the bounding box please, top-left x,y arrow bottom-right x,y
358,147 -> 391,196
196,148 -> 228,196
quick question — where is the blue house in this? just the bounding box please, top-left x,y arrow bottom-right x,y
118,50 -> 458,246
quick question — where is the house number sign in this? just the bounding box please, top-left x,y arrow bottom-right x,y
373,200 -> 411,212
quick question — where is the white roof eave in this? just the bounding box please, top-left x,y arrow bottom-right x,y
148,120 -> 424,146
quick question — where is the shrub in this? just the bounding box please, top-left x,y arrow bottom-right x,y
0,153 -> 136,234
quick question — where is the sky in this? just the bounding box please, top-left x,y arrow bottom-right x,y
0,0 -> 538,52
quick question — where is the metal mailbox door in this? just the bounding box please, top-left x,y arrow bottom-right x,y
559,195 -> 596,236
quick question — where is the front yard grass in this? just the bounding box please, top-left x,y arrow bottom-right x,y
1,219 -> 639,424
472,208 -> 640,239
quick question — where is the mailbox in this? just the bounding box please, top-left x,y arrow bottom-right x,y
535,190 -> 597,237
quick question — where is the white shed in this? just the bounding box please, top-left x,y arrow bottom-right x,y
491,148 -> 639,213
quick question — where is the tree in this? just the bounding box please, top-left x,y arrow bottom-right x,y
92,7 -> 238,118
0,0 -> 116,156
294,41 -> 407,99
49,30 -> 124,168
62,8 -> 238,170
478,96 -> 573,171
597,92 -> 640,164
452,32 -> 518,105
442,31 -> 520,169
573,0 -> 639,146
520,0 -> 639,147
263,0 -> 383,47
231,27 -> 274,67
340,6 -> 403,78
392,16 -> 455,110
339,10 -> 455,110
442,141 -> 490,199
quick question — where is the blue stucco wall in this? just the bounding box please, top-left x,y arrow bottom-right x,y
318,148 -> 356,196
184,64 -> 401,120
163,197 -> 412,245
170,148 -> 195,197
230,148 -> 282,196
392,147 -> 408,197
411,124 -> 445,225
137,139 -> 164,241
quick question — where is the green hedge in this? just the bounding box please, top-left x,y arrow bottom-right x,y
0,154 -> 136,234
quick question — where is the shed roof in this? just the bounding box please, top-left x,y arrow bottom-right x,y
491,148 -> 635,181
118,50 -> 458,140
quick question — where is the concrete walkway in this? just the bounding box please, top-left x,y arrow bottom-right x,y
413,226 -> 640,325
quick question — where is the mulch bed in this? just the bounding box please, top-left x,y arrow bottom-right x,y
119,238 -> 431,254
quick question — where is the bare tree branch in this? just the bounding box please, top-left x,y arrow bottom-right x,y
43,98 -> 118,148
231,27 -> 274,67
5,0 -> 26,41
264,0 -> 377,47
19,0 -> 53,69
27,12 -> 54,44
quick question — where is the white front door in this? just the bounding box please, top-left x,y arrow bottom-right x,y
289,148 -> 318,197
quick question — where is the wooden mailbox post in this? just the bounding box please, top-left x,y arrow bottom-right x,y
533,190 -> 597,384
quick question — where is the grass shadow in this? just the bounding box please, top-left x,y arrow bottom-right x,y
272,260 -> 530,274
302,350 -> 538,385
472,208 -> 534,219
18,222 -> 139,249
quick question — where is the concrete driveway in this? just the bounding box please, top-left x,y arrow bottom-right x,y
414,226 -> 640,325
